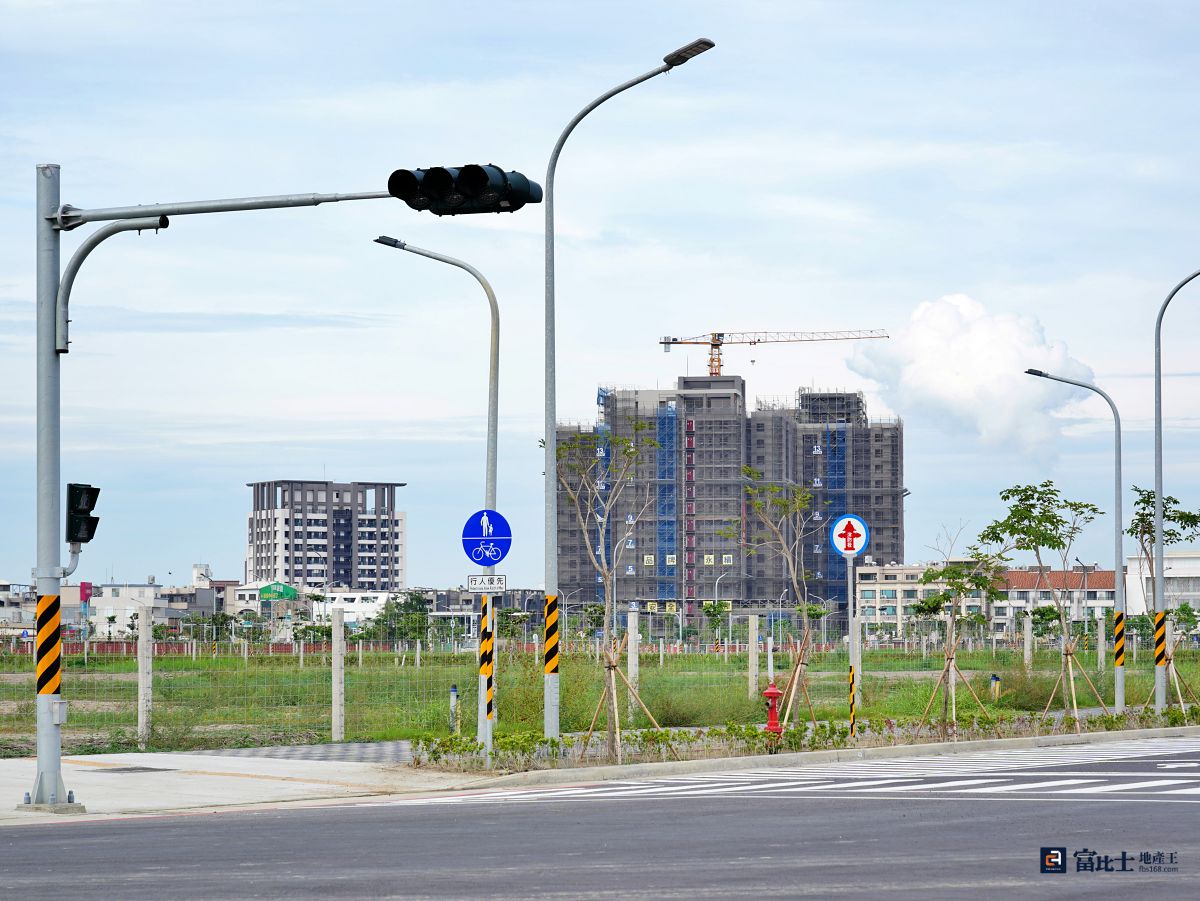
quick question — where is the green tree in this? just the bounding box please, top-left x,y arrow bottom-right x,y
1171,601 -> 1198,636
1127,487 -> 1200,609
581,604 -> 605,635
701,601 -> 724,640
358,592 -> 429,641
799,603 -> 829,623
1030,605 -> 1060,638
721,466 -> 827,635
979,481 -> 1100,642
979,480 -> 1102,726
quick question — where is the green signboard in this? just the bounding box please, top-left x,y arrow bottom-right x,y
258,582 -> 298,602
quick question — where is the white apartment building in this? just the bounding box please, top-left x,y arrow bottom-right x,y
855,561 -> 1117,635
1125,551 -> 1200,616
245,480 -> 407,591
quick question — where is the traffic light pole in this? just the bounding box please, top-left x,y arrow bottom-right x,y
28,164 -> 388,810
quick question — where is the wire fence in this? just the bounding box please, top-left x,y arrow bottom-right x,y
1,630 -> 1197,756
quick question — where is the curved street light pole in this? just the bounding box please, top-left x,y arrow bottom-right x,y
1025,368 -> 1126,712
1152,271 -> 1200,713
543,39 -> 715,739
375,235 -> 500,756
373,237 -> 499,513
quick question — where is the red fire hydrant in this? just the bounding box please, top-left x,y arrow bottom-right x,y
763,682 -> 783,751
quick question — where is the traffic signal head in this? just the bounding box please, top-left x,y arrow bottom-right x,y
66,482 -> 100,544
387,164 -> 543,215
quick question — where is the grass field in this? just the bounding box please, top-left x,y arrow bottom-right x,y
0,642 -> 1196,756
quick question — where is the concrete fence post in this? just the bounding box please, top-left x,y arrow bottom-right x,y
242,639 -> 249,664
416,639 -> 421,669
748,614 -> 759,699
358,639 -> 363,669
332,608 -> 345,742
1097,612 -> 1107,674
1023,614 -> 1033,672
299,640 -> 305,668
136,611 -> 153,750
658,637 -> 664,668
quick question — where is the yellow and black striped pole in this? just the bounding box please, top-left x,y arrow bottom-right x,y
543,594 -> 560,739
1113,611 -> 1125,668
30,591 -> 71,806
477,594 -> 493,755
35,594 -> 62,697
848,664 -> 856,736
1154,611 -> 1167,668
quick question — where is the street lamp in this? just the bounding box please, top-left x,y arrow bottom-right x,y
373,237 -> 499,517
1151,270 -> 1200,713
1025,367 -> 1126,712
542,39 -> 716,739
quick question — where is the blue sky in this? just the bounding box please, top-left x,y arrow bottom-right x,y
4,1 -> 1200,588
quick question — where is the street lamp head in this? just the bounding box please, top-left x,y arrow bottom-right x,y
1025,368 -> 1048,378
663,38 -> 715,67
373,236 -> 405,249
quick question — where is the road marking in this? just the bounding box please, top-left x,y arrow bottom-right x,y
852,778 -> 1009,792
1157,762 -> 1199,769
765,778 -> 919,792
954,779 -> 1102,793
1065,779 -> 1192,794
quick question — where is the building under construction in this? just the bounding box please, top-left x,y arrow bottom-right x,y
556,375 -> 904,630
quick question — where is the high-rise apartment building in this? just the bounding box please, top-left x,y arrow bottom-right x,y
245,480 -> 407,591
556,375 -> 903,623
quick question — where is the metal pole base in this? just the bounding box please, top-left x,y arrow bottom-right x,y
543,673 -> 560,740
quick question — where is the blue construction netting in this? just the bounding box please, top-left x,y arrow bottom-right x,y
823,423 -> 848,608
655,403 -> 678,600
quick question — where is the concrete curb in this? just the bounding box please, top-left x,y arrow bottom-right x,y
476,724 -> 1200,790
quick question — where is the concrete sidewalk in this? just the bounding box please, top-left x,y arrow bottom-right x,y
0,751 -> 490,826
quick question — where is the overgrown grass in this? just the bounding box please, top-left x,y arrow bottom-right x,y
1,644 -> 1198,756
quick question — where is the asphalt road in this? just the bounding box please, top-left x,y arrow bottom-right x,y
3,737 -> 1200,900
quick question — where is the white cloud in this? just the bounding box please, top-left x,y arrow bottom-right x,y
848,294 -> 1093,453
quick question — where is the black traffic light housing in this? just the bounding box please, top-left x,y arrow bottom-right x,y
388,164 -> 542,215
66,482 -> 100,544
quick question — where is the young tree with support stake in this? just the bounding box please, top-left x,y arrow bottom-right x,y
555,420 -> 658,762
719,465 -> 828,724
979,480 -> 1105,732
916,527 -> 1011,741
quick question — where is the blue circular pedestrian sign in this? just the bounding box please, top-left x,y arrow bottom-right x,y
829,514 -> 870,558
462,509 -> 512,566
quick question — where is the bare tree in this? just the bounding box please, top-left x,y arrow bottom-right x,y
555,419 -> 657,760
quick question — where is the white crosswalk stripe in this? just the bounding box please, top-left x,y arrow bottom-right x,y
375,737 -> 1200,806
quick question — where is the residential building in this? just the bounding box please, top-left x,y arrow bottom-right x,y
854,562 -> 1118,636
556,375 -> 905,628
245,480 -> 407,590
1125,551 -> 1200,616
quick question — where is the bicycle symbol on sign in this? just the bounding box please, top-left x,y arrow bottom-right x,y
470,542 -> 503,563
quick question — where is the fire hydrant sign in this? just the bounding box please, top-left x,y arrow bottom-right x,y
829,514 -> 870,558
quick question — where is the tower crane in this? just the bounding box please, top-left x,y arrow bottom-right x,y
659,330 -> 889,376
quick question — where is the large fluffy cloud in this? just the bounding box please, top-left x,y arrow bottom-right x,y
849,294 -> 1093,452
